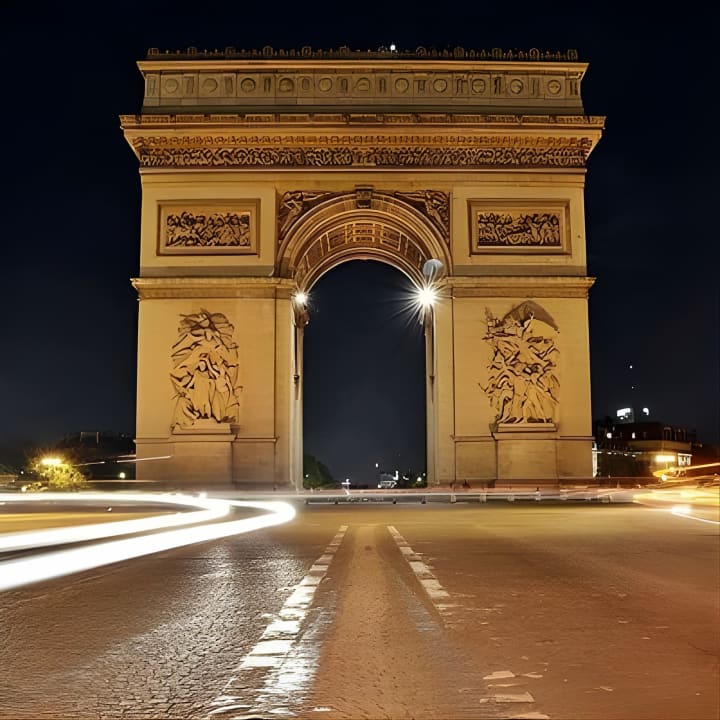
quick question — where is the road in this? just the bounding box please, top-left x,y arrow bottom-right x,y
1,500 -> 718,719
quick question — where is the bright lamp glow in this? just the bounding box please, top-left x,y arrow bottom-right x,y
416,286 -> 437,308
293,291 -> 308,306
40,457 -> 63,467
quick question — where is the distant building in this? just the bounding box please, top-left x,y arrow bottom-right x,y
593,417 -> 694,478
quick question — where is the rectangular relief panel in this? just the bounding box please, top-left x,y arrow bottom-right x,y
468,200 -> 570,255
158,201 -> 259,255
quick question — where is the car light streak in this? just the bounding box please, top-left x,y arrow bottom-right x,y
670,504 -> 692,515
0,492 -> 233,552
632,488 -> 720,525
0,499 -> 295,592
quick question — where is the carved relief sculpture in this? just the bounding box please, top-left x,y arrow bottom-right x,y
170,310 -> 241,428
166,211 -> 250,247
476,211 -> 560,247
394,191 -> 450,243
480,301 -> 559,425
278,189 -> 450,244
159,203 -> 258,254
470,203 -> 569,254
278,191 -> 332,241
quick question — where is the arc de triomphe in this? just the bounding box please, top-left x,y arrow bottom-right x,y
121,46 -> 604,489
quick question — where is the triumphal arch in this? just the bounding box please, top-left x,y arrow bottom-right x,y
121,45 -> 604,488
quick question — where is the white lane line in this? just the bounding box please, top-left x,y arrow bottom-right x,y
208,524 -> 348,717
388,526 -> 545,714
386,525 -> 459,622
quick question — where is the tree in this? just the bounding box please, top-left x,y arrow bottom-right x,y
23,455 -> 88,492
303,453 -> 334,489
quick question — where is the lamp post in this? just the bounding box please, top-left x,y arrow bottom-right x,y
291,290 -> 309,491
417,259 -> 445,487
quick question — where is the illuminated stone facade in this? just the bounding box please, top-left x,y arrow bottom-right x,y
122,46 -> 603,487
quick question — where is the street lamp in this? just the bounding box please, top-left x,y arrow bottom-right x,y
291,288 -> 310,492
417,259 -> 444,489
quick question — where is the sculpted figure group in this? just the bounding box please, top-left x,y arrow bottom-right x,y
481,302 -> 559,425
170,310 -> 241,428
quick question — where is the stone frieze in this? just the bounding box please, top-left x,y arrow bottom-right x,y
476,211 -> 561,247
136,143 -> 591,169
165,210 -> 251,248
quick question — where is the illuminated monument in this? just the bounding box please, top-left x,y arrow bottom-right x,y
121,46 -> 604,488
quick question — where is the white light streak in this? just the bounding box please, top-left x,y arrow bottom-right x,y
0,492 -> 232,552
0,497 -> 295,592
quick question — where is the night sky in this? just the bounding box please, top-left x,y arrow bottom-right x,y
1,3 -> 718,480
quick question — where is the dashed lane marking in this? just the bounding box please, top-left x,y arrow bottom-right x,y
388,526 -> 547,716
386,525 -> 459,624
207,525 -> 348,718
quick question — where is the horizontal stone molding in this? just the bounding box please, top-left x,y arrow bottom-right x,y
132,276 -> 295,299
122,113 -> 604,127
231,436 -> 279,443
449,276 -> 595,298
495,422 -> 558,433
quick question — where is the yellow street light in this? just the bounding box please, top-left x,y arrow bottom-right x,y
40,457 -> 63,467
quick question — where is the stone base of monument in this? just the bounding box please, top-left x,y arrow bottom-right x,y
493,422 -> 559,480
170,421 -> 236,486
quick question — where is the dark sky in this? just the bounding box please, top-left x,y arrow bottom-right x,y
1,3 -> 718,477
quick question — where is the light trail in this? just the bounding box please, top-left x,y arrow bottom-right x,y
0,492 -> 232,551
632,486 -> 720,525
652,461 -> 720,481
0,497 -> 296,592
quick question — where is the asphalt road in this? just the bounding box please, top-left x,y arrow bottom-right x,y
0,501 -> 718,720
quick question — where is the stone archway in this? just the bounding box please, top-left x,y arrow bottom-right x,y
123,45 -> 603,489
277,189 -> 451,488
277,189 -> 452,289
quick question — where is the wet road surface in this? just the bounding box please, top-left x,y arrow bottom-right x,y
1,501 -> 718,719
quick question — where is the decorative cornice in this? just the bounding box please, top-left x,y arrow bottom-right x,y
122,113 -> 604,127
121,118 -> 602,170
145,47 -> 581,62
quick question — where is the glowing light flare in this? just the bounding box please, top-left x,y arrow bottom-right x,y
40,457 -> 63,467
293,291 -> 308,306
416,285 -> 437,309
0,498 -> 296,592
655,454 -> 676,463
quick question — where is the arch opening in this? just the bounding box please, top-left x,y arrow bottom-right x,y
301,260 -> 428,490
